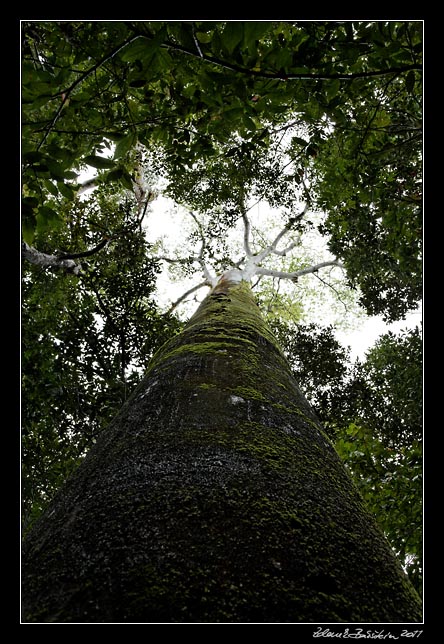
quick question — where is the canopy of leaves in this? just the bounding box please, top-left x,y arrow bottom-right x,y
22,21 -> 422,324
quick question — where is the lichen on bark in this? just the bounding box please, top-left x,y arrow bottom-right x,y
21,278 -> 422,623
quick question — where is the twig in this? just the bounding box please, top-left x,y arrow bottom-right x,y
191,25 -> 204,58
167,281 -> 209,314
312,271 -> 349,313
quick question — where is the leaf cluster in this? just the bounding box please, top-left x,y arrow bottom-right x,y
21,184 -> 182,531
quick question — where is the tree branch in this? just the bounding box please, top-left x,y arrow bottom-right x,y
167,281 -> 209,315
255,203 -> 309,264
255,259 -> 344,280
155,34 -> 421,82
157,255 -> 200,265
270,240 -> 299,256
241,211 -> 253,258
187,211 -> 216,285
124,26 -> 421,83
22,242 -> 82,275
57,237 -> 111,260
312,271 -> 349,313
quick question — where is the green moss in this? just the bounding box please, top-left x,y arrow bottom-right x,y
228,386 -> 267,402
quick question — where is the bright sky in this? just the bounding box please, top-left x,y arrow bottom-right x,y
144,194 -> 422,361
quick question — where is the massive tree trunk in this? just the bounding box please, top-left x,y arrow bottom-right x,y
21,276 -> 422,623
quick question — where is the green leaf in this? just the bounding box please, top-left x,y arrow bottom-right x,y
120,37 -> 156,63
292,136 -> 309,147
327,79 -> 341,101
45,158 -> 66,181
57,182 -> 75,200
22,196 -> 39,210
119,171 -> 134,191
221,22 -> 244,54
405,70 -> 416,94
196,31 -> 212,44
105,132 -> 127,142
105,168 -> 124,184
83,155 -> 116,170
121,30 -> 166,66
36,206 -> 62,233
22,215 -> 36,245
242,114 -> 257,132
243,22 -> 273,52
22,151 -> 45,165
64,171 -> 79,180
44,180 -> 59,197
129,78 -> 147,88
114,132 -> 137,160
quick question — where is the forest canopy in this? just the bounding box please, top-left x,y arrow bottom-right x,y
21,21 -> 423,593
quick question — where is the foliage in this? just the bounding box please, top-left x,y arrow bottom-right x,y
310,24 -> 422,322
22,184 -> 182,531
269,320 -> 352,429
22,21 -> 422,325
336,424 -> 422,594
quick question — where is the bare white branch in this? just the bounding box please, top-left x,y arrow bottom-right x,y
270,240 -> 299,256
22,242 -> 82,275
255,202 -> 309,265
255,259 -> 344,280
191,25 -> 204,58
187,211 -> 216,285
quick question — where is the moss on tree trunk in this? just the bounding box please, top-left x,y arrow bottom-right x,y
21,279 -> 422,623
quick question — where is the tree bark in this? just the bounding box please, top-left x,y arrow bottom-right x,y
21,277 -> 422,623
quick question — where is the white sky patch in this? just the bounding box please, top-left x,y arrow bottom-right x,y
335,305 -> 422,361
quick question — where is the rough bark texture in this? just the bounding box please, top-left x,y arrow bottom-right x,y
21,279 -> 422,623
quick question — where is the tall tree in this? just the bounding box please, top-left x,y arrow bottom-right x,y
21,20 -> 423,622
21,273 -> 422,623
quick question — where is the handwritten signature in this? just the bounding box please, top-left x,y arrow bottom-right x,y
313,627 -> 423,640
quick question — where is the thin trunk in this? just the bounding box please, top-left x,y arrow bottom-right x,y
21,277 -> 422,623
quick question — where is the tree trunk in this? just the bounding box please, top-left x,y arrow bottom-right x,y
21,277 -> 422,623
